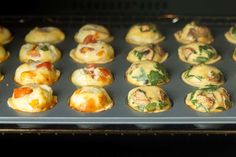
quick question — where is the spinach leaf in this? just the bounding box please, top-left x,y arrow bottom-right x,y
136,105 -> 146,112
202,85 -> 219,92
191,99 -> 209,112
193,57 -> 209,63
145,102 -> 157,111
134,50 -> 145,60
40,45 -> 49,51
199,45 -> 215,58
232,26 -> 236,36
147,70 -> 165,85
216,107 -> 226,111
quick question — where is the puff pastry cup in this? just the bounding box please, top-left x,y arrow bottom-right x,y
0,45 -> 10,63
174,21 -> 213,44
225,26 -> 236,44
71,64 -> 113,87
181,64 -> 224,88
19,43 -> 61,63
0,26 -> 13,44
7,84 -> 57,113
14,61 -> 60,85
125,23 -> 165,45
128,86 -> 171,113
69,86 -> 113,113
74,24 -> 113,43
126,61 -> 169,86
185,86 -> 232,113
127,44 -> 168,63
70,41 -> 114,64
178,43 -> 221,64
25,27 -> 65,44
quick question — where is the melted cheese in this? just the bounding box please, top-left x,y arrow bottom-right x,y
185,87 -> 232,112
225,26 -> 236,44
128,86 -> 171,113
74,24 -> 113,43
69,86 -> 113,113
182,64 -> 224,88
19,43 -> 61,63
7,84 -> 57,113
125,23 -> 165,45
70,41 -> 114,64
25,27 -> 65,44
178,43 -> 221,64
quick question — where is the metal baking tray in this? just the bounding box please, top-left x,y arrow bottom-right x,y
0,16 -> 236,125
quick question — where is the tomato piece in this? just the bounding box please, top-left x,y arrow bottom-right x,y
36,62 -> 52,70
29,50 -> 40,57
80,47 -> 95,54
13,87 -> 33,98
84,98 -> 97,112
99,67 -> 110,77
83,35 -> 98,44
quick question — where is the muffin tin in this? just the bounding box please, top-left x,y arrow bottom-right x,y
0,18 -> 236,125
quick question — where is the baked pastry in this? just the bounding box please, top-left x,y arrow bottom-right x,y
0,26 -> 12,44
7,84 -> 57,113
69,86 -> 113,113
174,21 -> 213,44
185,86 -> 232,112
181,64 -> 224,88
233,48 -> 236,61
125,23 -> 165,45
128,86 -> 171,113
0,72 -> 4,82
19,43 -> 61,63
71,64 -> 113,87
74,24 -> 113,43
14,61 -> 60,85
126,61 -> 169,86
25,27 -> 65,44
178,43 -> 221,64
225,26 -> 236,44
70,41 -> 114,64
127,44 -> 168,63
0,45 -> 9,63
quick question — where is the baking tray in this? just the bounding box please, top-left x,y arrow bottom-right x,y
0,16 -> 236,125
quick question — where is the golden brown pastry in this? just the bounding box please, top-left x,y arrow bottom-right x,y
7,84 -> 57,113
25,27 -> 65,44
174,21 -> 213,44
71,64 -> 113,87
74,24 -> 113,43
181,64 -> 224,88
127,44 -> 168,63
185,86 -> 232,112
178,43 -> 221,64
232,48 -> 236,61
0,26 -> 12,44
0,45 -> 9,63
14,61 -> 60,85
125,23 -> 165,45
126,61 -> 169,86
19,43 -> 61,63
128,86 -> 171,113
225,26 -> 236,44
69,86 -> 113,113
70,41 -> 114,64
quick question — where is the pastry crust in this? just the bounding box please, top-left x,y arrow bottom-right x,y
127,44 -> 168,63
225,26 -> 236,44
125,23 -> 165,45
74,24 -> 113,43
25,27 -> 65,44
19,43 -> 61,63
128,86 -> 171,113
174,21 -> 213,44
0,26 -> 13,44
126,61 -> 169,86
69,86 -> 113,113
14,61 -> 60,85
181,64 -> 224,88
71,64 -> 113,87
185,86 -> 232,113
7,84 -> 57,113
0,45 -> 10,63
70,41 -> 114,64
178,43 -> 221,64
